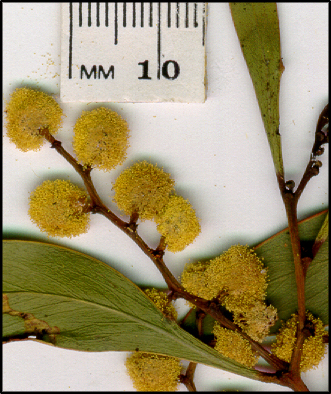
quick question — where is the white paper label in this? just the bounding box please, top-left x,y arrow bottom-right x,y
61,2 -> 207,103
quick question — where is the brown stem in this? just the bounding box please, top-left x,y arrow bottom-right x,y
40,130 -> 301,388
275,105 -> 329,380
180,362 -> 197,391
277,175 -> 306,378
295,104 -> 328,202
279,372 -> 310,391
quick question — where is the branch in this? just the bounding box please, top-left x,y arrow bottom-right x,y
295,104 -> 329,203
275,104 -> 328,380
38,130 -> 299,386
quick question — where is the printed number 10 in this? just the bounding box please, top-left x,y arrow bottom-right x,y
138,60 -> 180,80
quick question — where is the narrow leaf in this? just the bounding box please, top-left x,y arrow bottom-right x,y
230,3 -> 284,176
2,240 -> 260,380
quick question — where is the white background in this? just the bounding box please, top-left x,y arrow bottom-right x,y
3,2 -> 328,392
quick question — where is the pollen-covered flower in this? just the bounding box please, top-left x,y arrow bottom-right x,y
144,288 -> 177,320
233,301 -> 277,342
5,87 -> 63,152
181,245 -> 276,341
213,323 -> 259,368
28,179 -> 90,238
73,107 -> 130,171
271,312 -> 327,372
180,260 -> 211,299
125,352 -> 182,391
181,245 -> 268,304
155,195 -> 200,252
113,161 -> 175,220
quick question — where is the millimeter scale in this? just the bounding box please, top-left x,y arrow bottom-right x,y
61,2 -> 207,102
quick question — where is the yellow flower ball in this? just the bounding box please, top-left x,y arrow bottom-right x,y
213,323 -> 259,368
125,352 -> 182,391
73,107 -> 130,171
181,245 -> 268,305
181,245 -> 276,341
28,179 -> 90,238
5,87 -> 63,152
113,161 -> 175,220
271,312 -> 327,372
155,195 -> 201,252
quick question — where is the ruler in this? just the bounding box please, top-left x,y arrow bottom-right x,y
61,2 -> 207,103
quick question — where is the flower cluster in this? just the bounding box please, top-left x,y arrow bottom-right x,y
155,195 -> 201,252
125,352 -> 182,392
113,161 -> 201,252
5,87 -> 63,152
28,179 -> 90,238
125,288 -> 182,391
181,245 -> 277,343
113,161 -> 175,220
213,323 -> 259,368
73,107 -> 130,171
6,88 -> 200,249
271,311 -> 327,372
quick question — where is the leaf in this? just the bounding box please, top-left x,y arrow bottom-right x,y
230,3 -> 284,176
254,210 -> 328,332
304,240 -> 328,325
313,212 -> 328,255
2,240 -> 259,380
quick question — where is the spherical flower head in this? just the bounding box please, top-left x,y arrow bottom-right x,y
73,107 -> 130,171
206,245 -> 268,309
213,323 -> 259,368
271,312 -> 327,372
181,245 -> 268,304
155,195 -> 200,252
113,161 -> 175,220
233,302 -> 278,342
181,260 -> 216,301
144,288 -> 177,320
125,352 -> 182,391
28,179 -> 90,238
5,87 -> 63,152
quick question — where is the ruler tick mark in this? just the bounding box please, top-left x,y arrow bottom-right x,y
133,2 -> 136,28
202,3 -> 206,46
105,2 -> 109,27
96,2 -> 100,27
157,2 -> 161,79
149,3 -> 153,27
141,3 -> 144,27
69,2 -> 73,78
176,3 -> 179,28
194,3 -> 198,27
79,2 -> 82,26
88,2 -> 91,27
123,2 -> 127,27
114,3 -> 118,45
